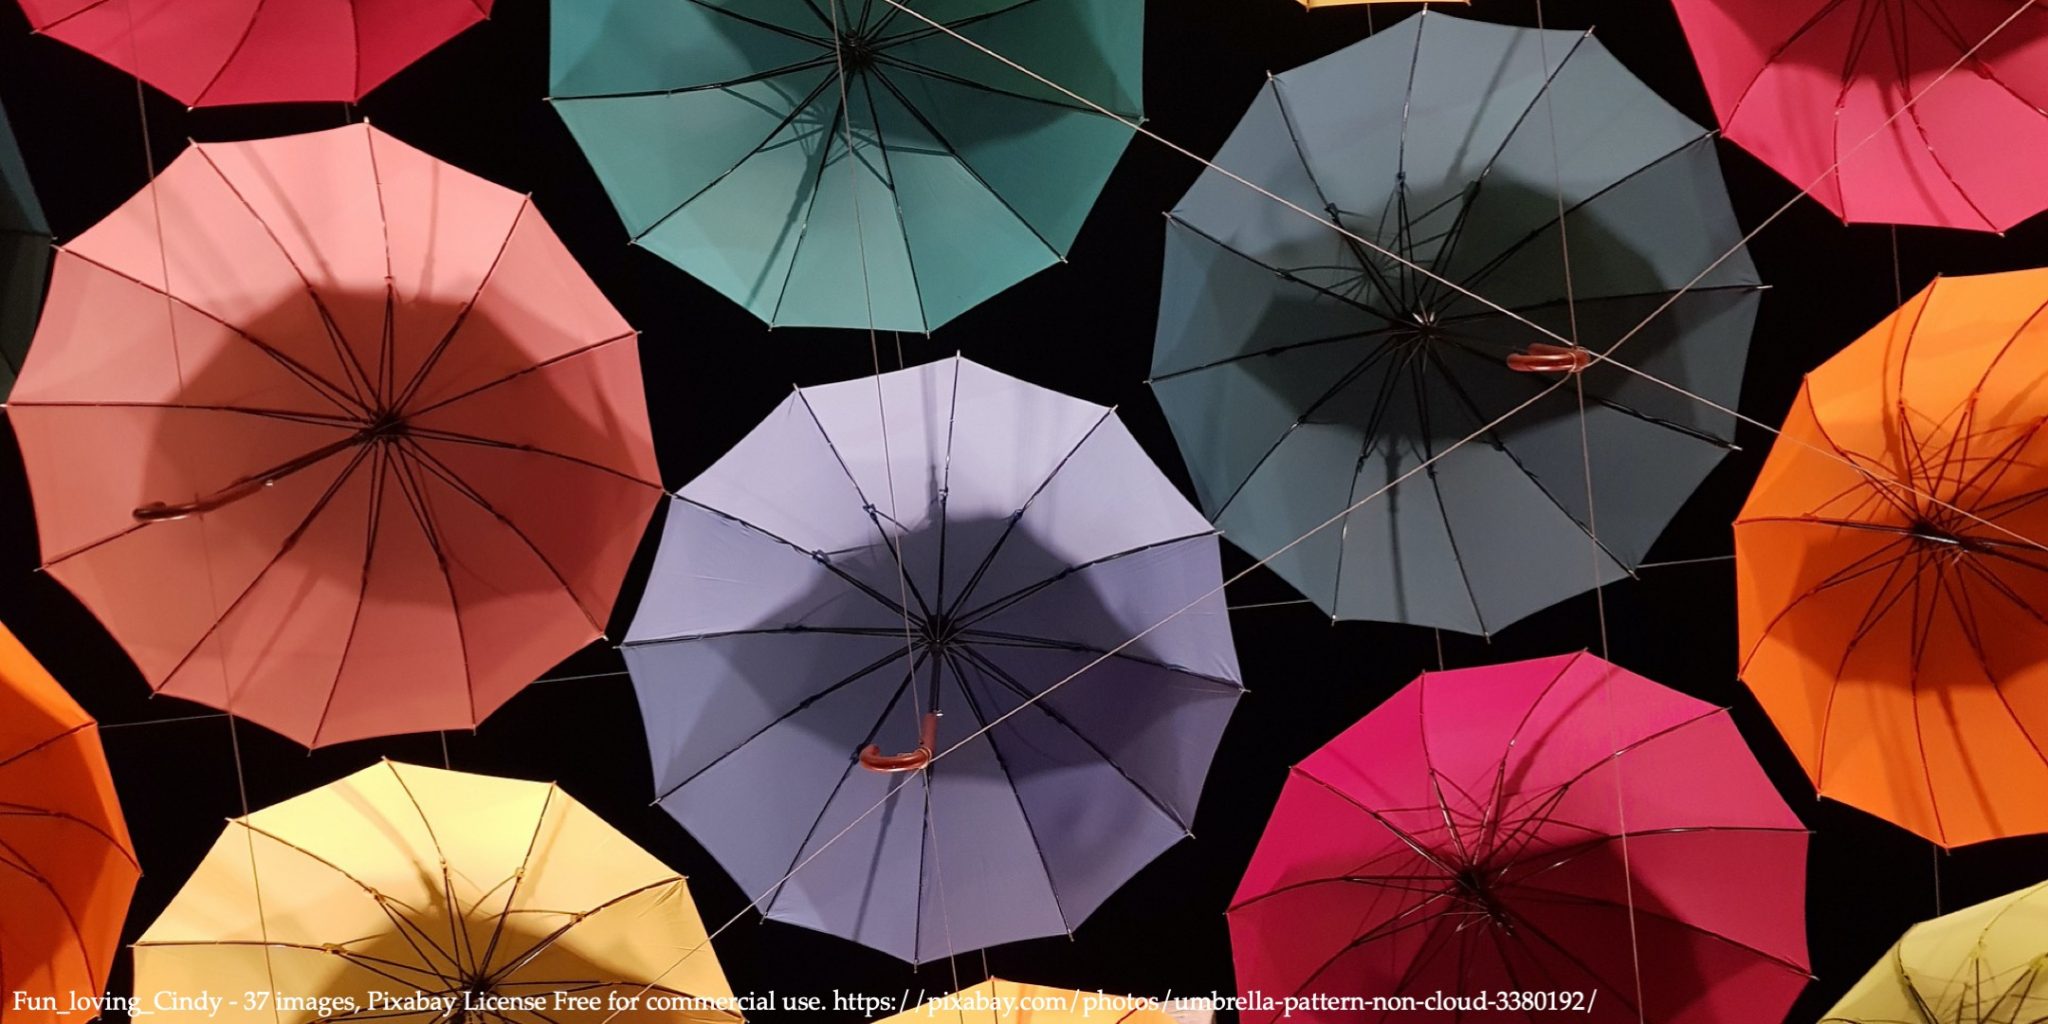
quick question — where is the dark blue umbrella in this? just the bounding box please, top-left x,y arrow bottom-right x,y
623,357 -> 1242,962
0,99 -> 47,398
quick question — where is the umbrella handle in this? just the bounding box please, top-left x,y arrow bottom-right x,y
1505,343 -> 1592,374
133,431 -> 370,522
859,711 -> 939,773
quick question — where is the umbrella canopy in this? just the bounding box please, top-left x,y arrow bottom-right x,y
623,356 -> 1242,963
0,97 -> 47,398
1737,267 -> 2048,848
134,761 -> 740,1024
877,981 -> 1176,1024
1151,12 -> 1759,635
1671,0 -> 2048,232
9,123 -> 661,748
15,0 -> 494,107
548,0 -> 1140,332
1820,878 -> 2048,1022
0,620 -> 138,1024
1229,653 -> 1809,1024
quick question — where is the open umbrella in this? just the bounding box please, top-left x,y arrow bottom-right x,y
1671,0 -> 2048,232
1230,653 -> 1809,1024
134,761 -> 740,1024
1737,267 -> 2048,848
14,0 -> 495,107
0,620 -> 137,1024
1820,878 -> 2048,1022
548,0 -> 1140,332
1151,12 -> 1760,635
1,97 -> 46,398
878,980 -> 1176,1024
9,123 -> 661,748
623,356 -> 1242,963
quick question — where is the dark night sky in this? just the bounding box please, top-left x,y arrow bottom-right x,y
4,2 -> 2048,1023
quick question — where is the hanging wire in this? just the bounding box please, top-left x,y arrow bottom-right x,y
589,2 -> 2048,1013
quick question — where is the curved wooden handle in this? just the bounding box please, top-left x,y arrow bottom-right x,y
1505,342 -> 1593,374
860,711 -> 939,773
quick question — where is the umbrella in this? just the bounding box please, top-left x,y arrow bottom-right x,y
1,97 -> 48,398
1670,0 -> 2048,232
1150,12 -> 1760,635
134,760 -> 741,1024
1300,1 -> 1466,7
1229,652 -> 1809,1024
1736,267 -> 2048,848
0,620 -> 137,1024
1820,878 -> 2048,1022
548,0 -> 1140,332
14,0 -> 495,107
623,356 -> 1242,963
9,123 -> 661,748
877,980 -> 1175,1024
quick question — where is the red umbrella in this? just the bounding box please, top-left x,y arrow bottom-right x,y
1229,654 -> 1809,1023
9,123 -> 660,748
15,0 -> 493,107
1670,0 -> 2048,231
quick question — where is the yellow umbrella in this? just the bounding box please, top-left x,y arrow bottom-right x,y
881,980 -> 1177,1024
133,762 -> 740,1024
1821,880 -> 2048,1022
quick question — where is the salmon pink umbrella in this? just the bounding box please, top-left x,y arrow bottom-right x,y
14,0 -> 494,107
9,123 -> 660,748
1229,653 -> 1809,1023
1670,0 -> 2048,231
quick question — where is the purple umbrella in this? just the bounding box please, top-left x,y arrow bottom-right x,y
623,357 -> 1243,963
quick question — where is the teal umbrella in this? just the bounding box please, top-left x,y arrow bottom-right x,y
0,99 -> 47,397
548,0 -> 1141,332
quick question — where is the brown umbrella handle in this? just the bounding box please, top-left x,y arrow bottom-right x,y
1505,342 -> 1593,374
859,711 -> 939,773
133,432 -> 368,522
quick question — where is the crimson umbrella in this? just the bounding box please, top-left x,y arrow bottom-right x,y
1670,0 -> 2048,231
1229,653 -> 1809,1023
9,123 -> 660,747
15,0 -> 493,107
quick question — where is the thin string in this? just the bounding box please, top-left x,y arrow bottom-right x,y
596,4 -> 2048,1007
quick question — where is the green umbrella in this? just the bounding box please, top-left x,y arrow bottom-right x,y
0,99 -> 48,397
549,0 -> 1141,332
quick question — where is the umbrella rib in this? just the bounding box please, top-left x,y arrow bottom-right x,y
767,95 -> 849,327
1509,885 -> 1810,976
1944,561 -> 2048,778
650,644 -> 918,804
397,437 -> 607,633
679,0 -> 833,47
871,0 -> 1049,49
0,835 -> 96,984
952,528 -> 1217,629
189,0 -> 271,107
853,71 -> 936,326
2,400 -> 362,429
932,358 -> 963,620
869,67 -> 1064,261
1408,353 -> 1493,634
668,496 -> 911,619
872,52 -> 1122,120
402,330 -> 640,421
758,667 -> 921,919
390,198 -> 535,413
788,386 -> 938,619
1164,214 -> 1399,324
136,443 -> 376,696
384,450 -> 479,728
404,426 -> 662,491
1491,904 -> 1646,1017
1722,0 -> 1860,127
549,56 -> 842,101
1490,709 -> 1728,834
306,445 -> 389,748
1327,345 -> 1424,618
954,625 -> 1240,691
627,76 -> 838,246
1885,12 -> 2000,231
623,624 -> 913,650
191,145 -> 380,407
479,878 -> 684,986
1291,765 -> 1459,877
384,762 -> 476,978
1203,341 -> 1410,525
1264,76 -> 1404,309
1148,326 -> 1405,384
228,820 -> 468,976
952,644 -> 1191,831
0,721 -> 93,773
1457,134 -> 1717,294
128,939 -> 449,991
945,407 -> 1117,616
945,652 -> 1076,932
56,249 -> 366,417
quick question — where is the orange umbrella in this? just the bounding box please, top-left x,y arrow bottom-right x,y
1737,267 -> 2048,848
0,621 -> 138,1024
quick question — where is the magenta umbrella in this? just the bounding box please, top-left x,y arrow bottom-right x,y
1229,653 -> 1809,1023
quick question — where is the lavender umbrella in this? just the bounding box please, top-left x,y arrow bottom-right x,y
623,357 -> 1243,964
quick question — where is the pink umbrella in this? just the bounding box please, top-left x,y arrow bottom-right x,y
1229,653 -> 1809,1023
1671,0 -> 2048,231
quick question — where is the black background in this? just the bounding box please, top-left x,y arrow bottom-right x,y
5,1 -> 2048,1022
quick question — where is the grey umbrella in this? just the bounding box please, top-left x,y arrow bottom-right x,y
0,99 -> 48,398
1151,12 -> 1760,635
